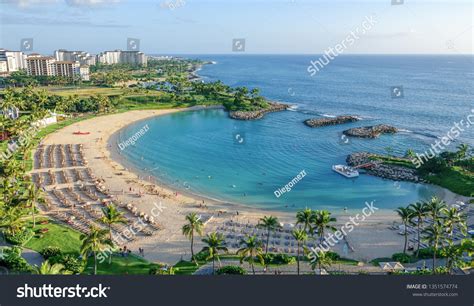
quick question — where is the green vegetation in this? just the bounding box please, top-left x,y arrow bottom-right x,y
2,55 -> 471,276
173,259 -> 205,275
0,246 -> 32,273
182,212 -> 204,265
83,254 -> 161,275
422,166 -> 473,196
393,196 -> 469,274
371,145 -> 474,196
24,218 -> 83,255
216,265 -> 247,275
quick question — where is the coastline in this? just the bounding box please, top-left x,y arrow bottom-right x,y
38,108 -> 470,264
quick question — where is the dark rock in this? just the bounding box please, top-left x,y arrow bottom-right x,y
346,152 -> 423,183
229,102 -> 289,120
343,124 -> 398,138
304,115 -> 359,128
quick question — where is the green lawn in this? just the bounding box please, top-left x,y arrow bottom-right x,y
173,260 -> 205,275
44,86 -> 127,97
370,155 -> 417,169
20,217 -> 161,275
23,218 -> 82,255
84,254 -> 161,275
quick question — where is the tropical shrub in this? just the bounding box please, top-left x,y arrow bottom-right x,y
417,247 -> 445,259
263,253 -> 295,265
193,249 -> 209,262
392,253 -> 412,263
149,266 -> 174,275
325,251 -> 341,261
0,247 -> 31,273
49,254 -> 84,274
216,265 -> 246,275
40,246 -> 62,259
5,228 -> 34,246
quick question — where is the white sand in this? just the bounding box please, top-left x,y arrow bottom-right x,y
39,108 -> 470,264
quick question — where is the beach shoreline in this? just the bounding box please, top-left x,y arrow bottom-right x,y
39,107 -> 471,264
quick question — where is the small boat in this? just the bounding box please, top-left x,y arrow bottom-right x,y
332,165 -> 359,178
73,131 -> 90,135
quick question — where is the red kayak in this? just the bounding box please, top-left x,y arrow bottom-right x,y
73,131 -> 90,135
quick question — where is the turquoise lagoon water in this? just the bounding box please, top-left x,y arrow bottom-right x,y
116,55 -> 473,212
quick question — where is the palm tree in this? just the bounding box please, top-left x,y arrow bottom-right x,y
296,208 -> 316,234
425,196 -> 446,222
292,228 -> 307,275
313,210 -> 336,244
409,202 -> 428,257
404,149 -> 415,159
237,235 -> 264,275
456,143 -> 469,160
395,206 -> 413,254
423,221 -> 445,274
25,182 -> 44,228
33,260 -> 71,275
100,203 -> 127,241
100,203 -> 127,263
181,213 -> 204,264
442,207 -> 467,244
0,205 -> 26,236
34,89 -> 49,109
309,250 -> 333,274
257,216 -> 281,255
443,239 -> 474,274
80,226 -> 113,275
201,232 -> 227,275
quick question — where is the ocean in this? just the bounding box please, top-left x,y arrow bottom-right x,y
116,55 -> 473,212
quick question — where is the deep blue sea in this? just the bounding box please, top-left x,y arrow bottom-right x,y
117,55 -> 473,212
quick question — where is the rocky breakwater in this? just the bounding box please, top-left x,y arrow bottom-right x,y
229,103 -> 289,120
347,152 -> 424,183
303,115 -> 359,127
343,124 -> 397,138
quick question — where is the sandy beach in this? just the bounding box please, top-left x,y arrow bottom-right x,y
38,108 -> 471,264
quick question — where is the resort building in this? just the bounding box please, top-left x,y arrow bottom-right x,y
79,65 -> 90,81
0,60 -> 7,74
0,49 -> 27,73
26,54 -> 55,76
97,50 -> 147,66
26,54 -> 90,80
50,61 -> 80,79
54,49 -> 96,66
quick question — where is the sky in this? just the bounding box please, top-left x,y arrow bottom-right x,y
0,0 -> 472,55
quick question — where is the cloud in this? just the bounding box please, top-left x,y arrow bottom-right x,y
365,30 -> 422,39
1,0 -> 120,8
0,0 -> 59,8
65,0 -> 120,7
0,13 -> 129,27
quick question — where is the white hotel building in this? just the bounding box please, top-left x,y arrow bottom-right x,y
54,49 -> 96,66
97,50 -> 147,66
0,49 -> 27,74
